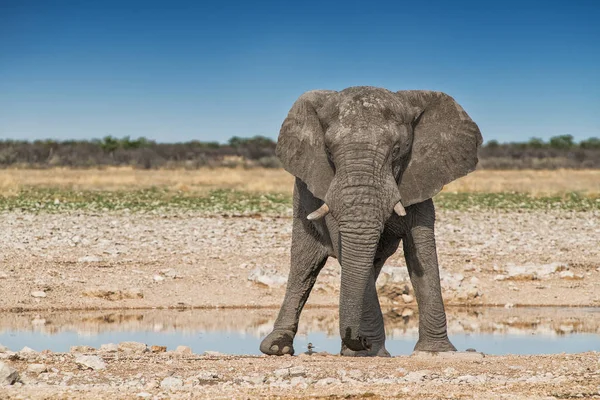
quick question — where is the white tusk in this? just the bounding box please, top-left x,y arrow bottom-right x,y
394,201 -> 407,217
307,203 -> 330,220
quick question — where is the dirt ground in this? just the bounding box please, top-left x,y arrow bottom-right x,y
1,208 -> 599,398
0,209 -> 598,311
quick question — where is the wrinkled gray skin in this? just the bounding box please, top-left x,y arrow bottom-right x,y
260,87 -> 482,356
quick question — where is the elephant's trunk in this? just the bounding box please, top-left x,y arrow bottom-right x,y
338,221 -> 381,351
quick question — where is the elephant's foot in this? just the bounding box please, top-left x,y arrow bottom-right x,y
260,329 -> 295,356
414,337 -> 456,352
340,341 -> 391,357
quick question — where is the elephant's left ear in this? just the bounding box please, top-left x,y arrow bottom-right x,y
395,90 -> 483,206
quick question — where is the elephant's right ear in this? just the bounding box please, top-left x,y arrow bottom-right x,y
276,90 -> 336,201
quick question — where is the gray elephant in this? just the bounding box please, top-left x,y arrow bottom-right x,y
260,86 -> 482,356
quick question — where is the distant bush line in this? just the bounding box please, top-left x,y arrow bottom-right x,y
0,134 -> 598,169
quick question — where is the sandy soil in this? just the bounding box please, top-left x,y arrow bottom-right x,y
1,209 -> 599,398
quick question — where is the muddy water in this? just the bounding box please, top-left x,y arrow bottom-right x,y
0,307 -> 598,355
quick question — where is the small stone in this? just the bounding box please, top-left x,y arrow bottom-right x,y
136,392 -> 152,398
153,275 -> 165,282
30,291 -> 46,298
174,346 -> 192,355
19,346 -> 37,354
404,370 -> 430,382
401,294 -> 414,303
27,363 -> 47,374
75,355 -> 106,370
203,351 -> 223,356
70,345 -> 95,353
160,376 -> 183,391
195,371 -> 221,382
78,255 -> 102,263
118,342 -> 148,354
559,270 -> 583,280
290,376 -> 308,388
401,308 -> 414,317
99,343 -> 118,352
289,366 -> 306,377
243,374 -> 266,385
150,345 -> 167,353
0,361 -> 20,385
470,277 -> 480,285
248,267 -> 287,288
315,377 -> 341,386
444,367 -> 458,376
505,303 -> 514,308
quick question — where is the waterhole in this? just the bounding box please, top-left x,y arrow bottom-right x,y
0,307 -> 598,355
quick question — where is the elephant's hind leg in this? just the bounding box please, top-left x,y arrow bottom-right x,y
260,216 -> 328,356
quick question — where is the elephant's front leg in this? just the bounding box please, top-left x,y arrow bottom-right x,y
260,217 -> 328,356
403,199 -> 456,352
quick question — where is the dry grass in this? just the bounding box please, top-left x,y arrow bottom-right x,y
0,167 -> 598,196
443,169 -> 600,196
0,167 -> 295,195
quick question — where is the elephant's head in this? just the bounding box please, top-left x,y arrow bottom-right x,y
276,86 -> 482,351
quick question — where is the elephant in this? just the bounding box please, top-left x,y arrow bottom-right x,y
260,86 -> 482,356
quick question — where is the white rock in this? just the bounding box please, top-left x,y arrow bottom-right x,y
243,374 -> 265,385
136,392 -> 152,398
30,291 -> 46,298
19,346 -> 37,354
0,361 -> 19,385
174,346 -> 192,355
401,294 -> 414,303
377,266 -> 409,288
27,364 -> 47,374
75,355 -> 106,370
99,343 -> 118,352
404,370 -> 430,382
470,277 -> 480,285
248,267 -> 287,288
315,377 -> 341,386
153,274 -> 165,282
78,255 -> 103,263
290,376 -> 308,388
203,351 -> 223,356
160,376 -> 183,391
118,342 -> 148,354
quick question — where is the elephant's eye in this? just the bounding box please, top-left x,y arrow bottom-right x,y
392,146 -> 401,158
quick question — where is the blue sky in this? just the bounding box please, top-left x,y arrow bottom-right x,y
1,0 -> 598,143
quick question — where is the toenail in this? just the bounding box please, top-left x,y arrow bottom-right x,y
282,346 -> 290,353
270,345 -> 279,352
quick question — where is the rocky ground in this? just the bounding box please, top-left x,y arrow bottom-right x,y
1,344 -> 599,399
0,208 -> 599,398
0,209 -> 598,311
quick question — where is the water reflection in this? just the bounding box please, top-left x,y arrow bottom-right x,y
0,307 -> 598,355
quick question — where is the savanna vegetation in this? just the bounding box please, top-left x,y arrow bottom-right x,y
0,134 -> 598,169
